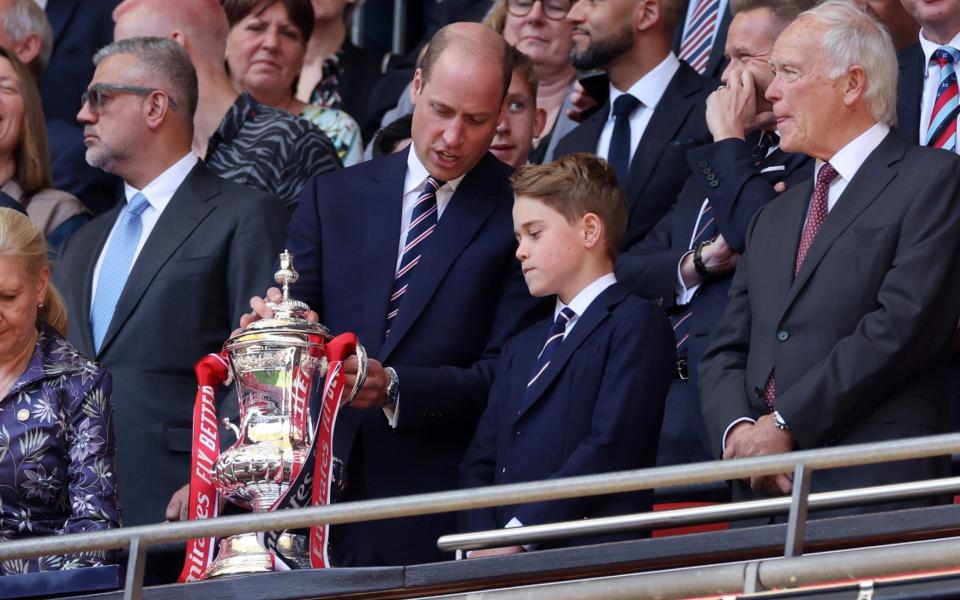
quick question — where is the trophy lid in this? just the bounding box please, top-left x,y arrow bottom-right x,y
225,250 -> 330,350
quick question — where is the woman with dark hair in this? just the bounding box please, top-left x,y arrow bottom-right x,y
0,49 -> 89,256
0,208 -> 119,574
224,0 -> 363,165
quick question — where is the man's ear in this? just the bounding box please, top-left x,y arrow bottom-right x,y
634,0 -> 660,33
582,212 -> 604,249
13,32 -> 41,68
842,64 -> 868,108
411,67 -> 424,105
144,91 -> 174,130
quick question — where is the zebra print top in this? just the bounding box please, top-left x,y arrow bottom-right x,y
205,93 -> 342,211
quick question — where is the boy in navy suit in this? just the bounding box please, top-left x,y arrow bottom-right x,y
459,153 -> 675,557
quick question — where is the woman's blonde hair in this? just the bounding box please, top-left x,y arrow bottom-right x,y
0,47 -> 52,196
0,207 -> 66,335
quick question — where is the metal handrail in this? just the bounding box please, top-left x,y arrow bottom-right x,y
437,475 -> 960,552
2,433 -> 959,599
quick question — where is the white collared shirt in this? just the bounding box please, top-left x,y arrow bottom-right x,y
813,121 -> 890,214
397,146 -> 466,273
90,151 -> 199,310
918,30 -> 960,148
597,53 -> 682,163
553,273 -> 618,337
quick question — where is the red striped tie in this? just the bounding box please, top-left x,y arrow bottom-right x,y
679,0 -> 721,74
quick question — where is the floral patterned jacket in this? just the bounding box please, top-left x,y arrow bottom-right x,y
0,323 -> 120,574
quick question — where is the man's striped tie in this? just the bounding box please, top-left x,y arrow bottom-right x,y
927,46 -> 960,150
679,0 -> 721,74
671,203 -> 718,355
527,307 -> 577,389
385,176 -> 444,338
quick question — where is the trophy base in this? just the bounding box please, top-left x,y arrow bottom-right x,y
203,532 -> 309,578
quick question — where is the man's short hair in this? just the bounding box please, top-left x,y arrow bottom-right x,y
730,0 -> 818,27
113,0 -> 229,62
511,153 -> 628,259
659,0 -> 686,34
1,0 -> 52,78
419,24 -> 513,99
93,36 -> 199,126
798,0 -> 898,126
510,46 -> 538,101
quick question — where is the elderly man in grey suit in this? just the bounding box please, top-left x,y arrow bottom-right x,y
54,37 -> 287,528
700,0 -> 960,514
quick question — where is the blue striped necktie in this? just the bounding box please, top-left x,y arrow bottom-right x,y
91,192 -> 150,353
679,0 -> 721,74
927,46 -> 960,150
527,307 -> 577,389
671,203 -> 718,354
385,176 -> 445,338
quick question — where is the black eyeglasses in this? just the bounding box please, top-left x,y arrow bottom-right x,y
506,0 -> 572,20
81,83 -> 178,113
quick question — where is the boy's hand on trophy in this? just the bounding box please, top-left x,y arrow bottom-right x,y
166,483 -> 190,521
343,356 -> 389,409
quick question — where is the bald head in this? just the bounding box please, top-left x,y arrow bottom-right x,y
419,22 -> 513,99
113,0 -> 228,63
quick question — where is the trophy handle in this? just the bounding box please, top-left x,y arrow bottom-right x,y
323,333 -> 367,406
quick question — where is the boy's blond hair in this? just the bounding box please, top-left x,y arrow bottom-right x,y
510,153 -> 627,258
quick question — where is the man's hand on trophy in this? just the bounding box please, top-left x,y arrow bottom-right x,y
166,483 -> 190,521
343,356 -> 390,409
239,287 -> 320,332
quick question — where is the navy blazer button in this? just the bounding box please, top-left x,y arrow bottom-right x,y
777,330 -> 789,341
699,161 -> 708,168
514,430 -> 520,437
709,180 -> 719,188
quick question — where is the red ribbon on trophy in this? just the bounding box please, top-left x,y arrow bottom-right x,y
178,352 -> 231,583
178,333 -> 360,582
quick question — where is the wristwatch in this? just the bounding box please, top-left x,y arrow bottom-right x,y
383,366 -> 399,410
693,240 -> 714,280
772,410 -> 789,431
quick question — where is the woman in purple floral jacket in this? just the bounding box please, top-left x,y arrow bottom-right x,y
0,208 -> 119,574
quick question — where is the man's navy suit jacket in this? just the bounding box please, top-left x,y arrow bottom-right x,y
895,43 -> 924,146
459,283 -> 674,545
53,162 -> 288,526
553,61 -> 714,250
287,148 -> 545,566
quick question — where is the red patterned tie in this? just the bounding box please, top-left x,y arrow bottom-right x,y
763,163 -> 839,409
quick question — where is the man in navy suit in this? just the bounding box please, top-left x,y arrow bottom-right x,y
555,0 -> 713,250
616,0 -> 813,471
460,154 -> 674,556
243,23 -> 544,567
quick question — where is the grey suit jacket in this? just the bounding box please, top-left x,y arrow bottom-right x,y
700,131 -> 960,499
54,162 -> 288,526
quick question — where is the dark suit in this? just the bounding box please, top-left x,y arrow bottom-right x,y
459,284 -> 674,546
617,137 -> 812,467
672,2 -> 733,80
41,0 -> 124,214
554,61 -> 714,250
287,149 -> 545,566
700,131 -> 960,510
54,162 -> 288,526
895,43 -> 924,146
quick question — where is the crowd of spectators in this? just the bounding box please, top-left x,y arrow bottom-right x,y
1,0 -> 959,587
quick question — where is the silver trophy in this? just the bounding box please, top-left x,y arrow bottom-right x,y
203,250 -> 366,578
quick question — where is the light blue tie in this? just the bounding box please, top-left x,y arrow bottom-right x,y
91,192 -> 150,352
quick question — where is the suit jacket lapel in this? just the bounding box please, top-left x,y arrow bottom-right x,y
358,150 -> 407,359
565,106 -> 607,154
379,157 -> 499,362
784,132 -> 904,309
513,285 -> 626,423
625,64 -> 702,202
74,204 -> 122,358
44,0 -> 79,44
98,164 -> 219,356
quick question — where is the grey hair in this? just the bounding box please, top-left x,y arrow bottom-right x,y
798,0 -> 898,126
93,36 -> 198,125
2,0 -> 52,77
